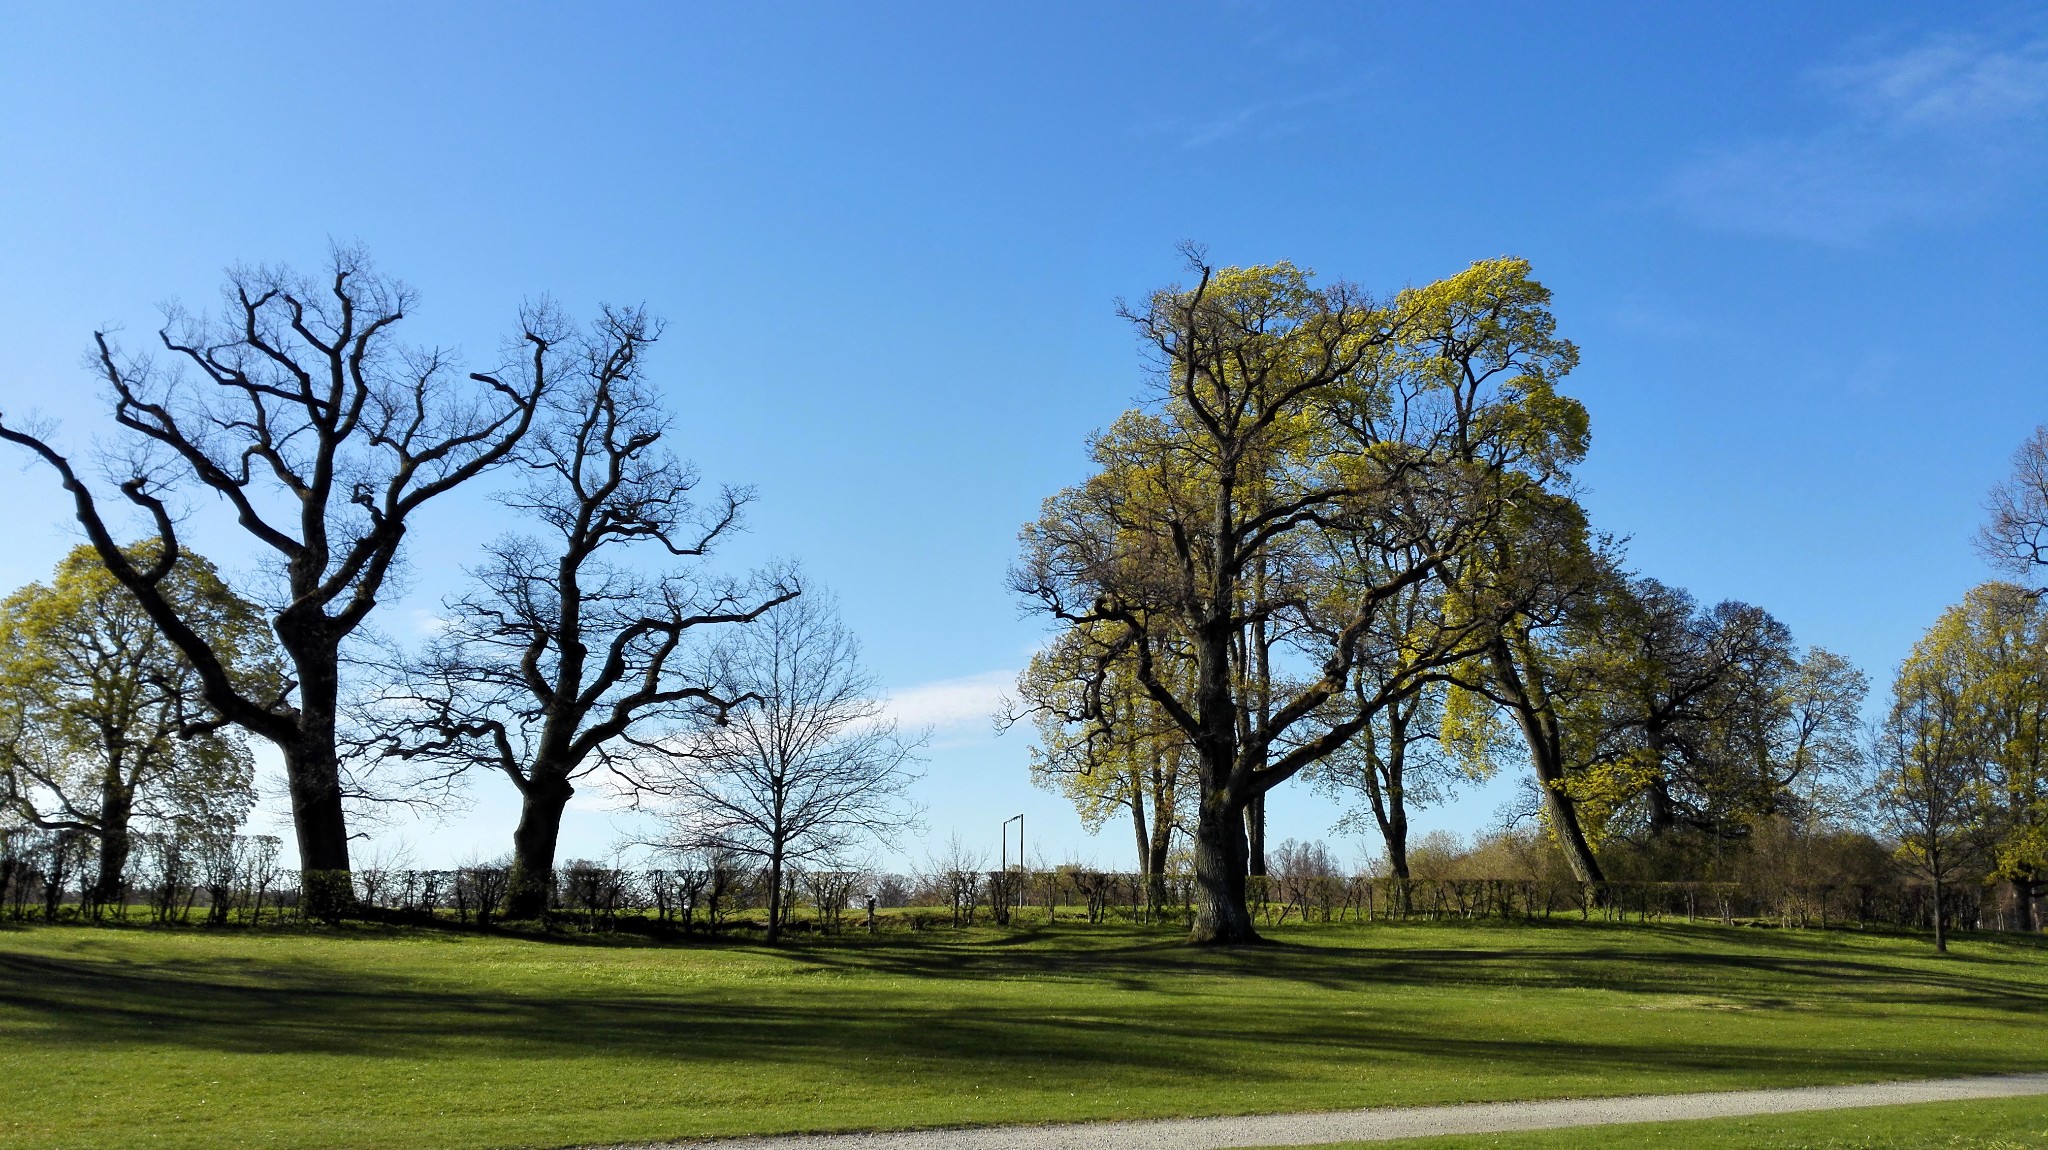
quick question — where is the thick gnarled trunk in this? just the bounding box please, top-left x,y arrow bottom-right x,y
505,773 -> 573,920
88,771 -> 136,912
281,652 -> 355,920
284,741 -> 355,921
1186,466 -> 1260,945
1189,787 -> 1257,944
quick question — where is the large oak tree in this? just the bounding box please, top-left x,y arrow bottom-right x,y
373,307 -> 797,919
0,249 -> 545,915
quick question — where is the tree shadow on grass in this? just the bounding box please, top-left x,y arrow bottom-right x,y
3,924 -> 2046,1101
3,943 -> 2043,1102
747,925 -> 2048,1017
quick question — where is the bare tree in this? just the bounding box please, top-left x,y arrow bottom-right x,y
370,307 -> 795,919
802,864 -> 868,934
454,855 -> 512,927
926,833 -> 987,928
1979,426 -> 2048,585
0,248 -> 545,917
651,591 -> 922,943
699,846 -> 751,929
1769,647 -> 1871,822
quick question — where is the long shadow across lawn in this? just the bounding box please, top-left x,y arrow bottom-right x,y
764,921 -> 2048,1012
2,924 -> 2045,1100
2,946 -> 2040,1096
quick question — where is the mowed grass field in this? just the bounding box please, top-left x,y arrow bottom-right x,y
3,918 -> 2046,1149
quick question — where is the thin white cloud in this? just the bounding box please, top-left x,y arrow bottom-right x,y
1668,138 -> 1951,244
1138,86 -> 1357,150
1666,28 -> 2048,244
1815,32 -> 2048,128
882,669 -> 1015,733
543,672 -> 1020,809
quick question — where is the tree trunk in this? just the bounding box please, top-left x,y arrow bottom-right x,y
1129,770 -> 1150,893
1384,810 -> 1410,880
1932,871 -> 1948,953
1246,594 -> 1271,879
504,772 -> 573,920
1642,720 -> 1674,837
279,652 -> 354,921
2012,878 -> 2038,933
1646,774 -> 1676,836
1536,766 -> 1605,886
1363,767 -> 1411,879
1364,711 -> 1412,881
1189,788 -> 1257,944
765,848 -> 784,944
283,739 -> 355,921
1491,635 -> 1605,884
1376,773 -> 1412,917
1183,448 -> 1258,947
1146,763 -> 1173,913
1245,792 -> 1267,877
1501,702 -> 1603,883
89,775 -> 136,912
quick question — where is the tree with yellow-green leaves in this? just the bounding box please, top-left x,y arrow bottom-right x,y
0,542 -> 277,910
1014,250 -> 1588,943
1013,624 -> 1193,910
1878,610 -> 1987,951
1883,583 -> 2048,935
1306,483 -> 1600,884
1431,481 -> 1621,885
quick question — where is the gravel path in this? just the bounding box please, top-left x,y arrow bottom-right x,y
622,1073 -> 2048,1149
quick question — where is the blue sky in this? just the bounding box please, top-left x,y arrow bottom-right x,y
2,4 -> 2044,871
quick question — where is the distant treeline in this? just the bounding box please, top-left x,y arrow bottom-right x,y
7,824 -> 2038,939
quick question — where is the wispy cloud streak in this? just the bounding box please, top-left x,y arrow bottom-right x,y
1137,86 -> 1357,150
882,669 -> 1014,734
1666,28 -> 2048,243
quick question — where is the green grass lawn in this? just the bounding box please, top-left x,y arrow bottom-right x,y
1306,1095 -> 2048,1149
3,918 -> 2045,1149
